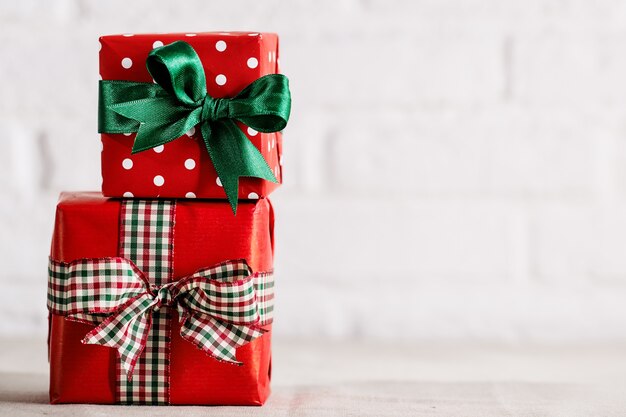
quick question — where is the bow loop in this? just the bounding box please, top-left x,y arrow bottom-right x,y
229,74 -> 291,132
173,259 -> 260,325
147,41 -> 207,106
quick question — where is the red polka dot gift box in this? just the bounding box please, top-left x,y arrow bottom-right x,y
99,32 -> 289,209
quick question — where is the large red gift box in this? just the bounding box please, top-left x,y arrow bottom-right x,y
48,192 -> 274,405
99,32 -> 283,200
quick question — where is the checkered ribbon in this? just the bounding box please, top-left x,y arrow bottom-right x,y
48,256 -> 274,379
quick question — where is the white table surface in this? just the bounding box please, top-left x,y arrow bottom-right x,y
1,338 -> 625,416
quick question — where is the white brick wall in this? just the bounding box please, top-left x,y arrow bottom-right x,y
1,0 -> 626,342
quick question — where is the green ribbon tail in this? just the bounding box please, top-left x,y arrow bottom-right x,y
202,121 -> 278,214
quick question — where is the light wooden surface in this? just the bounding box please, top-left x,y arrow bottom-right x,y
1,338 -> 625,416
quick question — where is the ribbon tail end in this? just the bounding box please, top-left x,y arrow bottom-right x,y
222,179 -> 240,215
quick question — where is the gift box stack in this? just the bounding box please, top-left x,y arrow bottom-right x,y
47,32 -> 291,406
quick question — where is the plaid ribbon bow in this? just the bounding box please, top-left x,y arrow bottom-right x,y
48,257 -> 273,379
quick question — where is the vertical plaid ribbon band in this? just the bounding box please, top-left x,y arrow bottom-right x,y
47,200 -> 274,405
118,200 -> 173,404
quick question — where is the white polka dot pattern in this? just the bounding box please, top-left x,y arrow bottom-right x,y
153,175 -> 165,186
215,74 -> 227,86
215,40 -> 227,52
184,159 -> 196,170
247,57 -> 258,68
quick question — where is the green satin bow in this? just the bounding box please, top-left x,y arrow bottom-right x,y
98,41 -> 291,213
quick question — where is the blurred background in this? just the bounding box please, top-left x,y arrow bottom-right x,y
2,0 -> 626,347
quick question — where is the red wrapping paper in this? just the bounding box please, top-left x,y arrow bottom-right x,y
99,32 -> 283,200
48,192 -> 274,405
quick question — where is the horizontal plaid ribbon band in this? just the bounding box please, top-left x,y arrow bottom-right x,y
48,257 -> 274,378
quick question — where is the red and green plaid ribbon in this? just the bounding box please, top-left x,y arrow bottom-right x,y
47,200 -> 274,404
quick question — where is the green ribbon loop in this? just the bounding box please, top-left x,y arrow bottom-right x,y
98,40 -> 291,213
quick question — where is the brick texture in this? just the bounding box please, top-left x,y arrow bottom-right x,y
2,0 -> 626,342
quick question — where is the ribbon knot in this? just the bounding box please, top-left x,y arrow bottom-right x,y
152,284 -> 173,311
201,96 -> 229,122
98,41 -> 292,213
